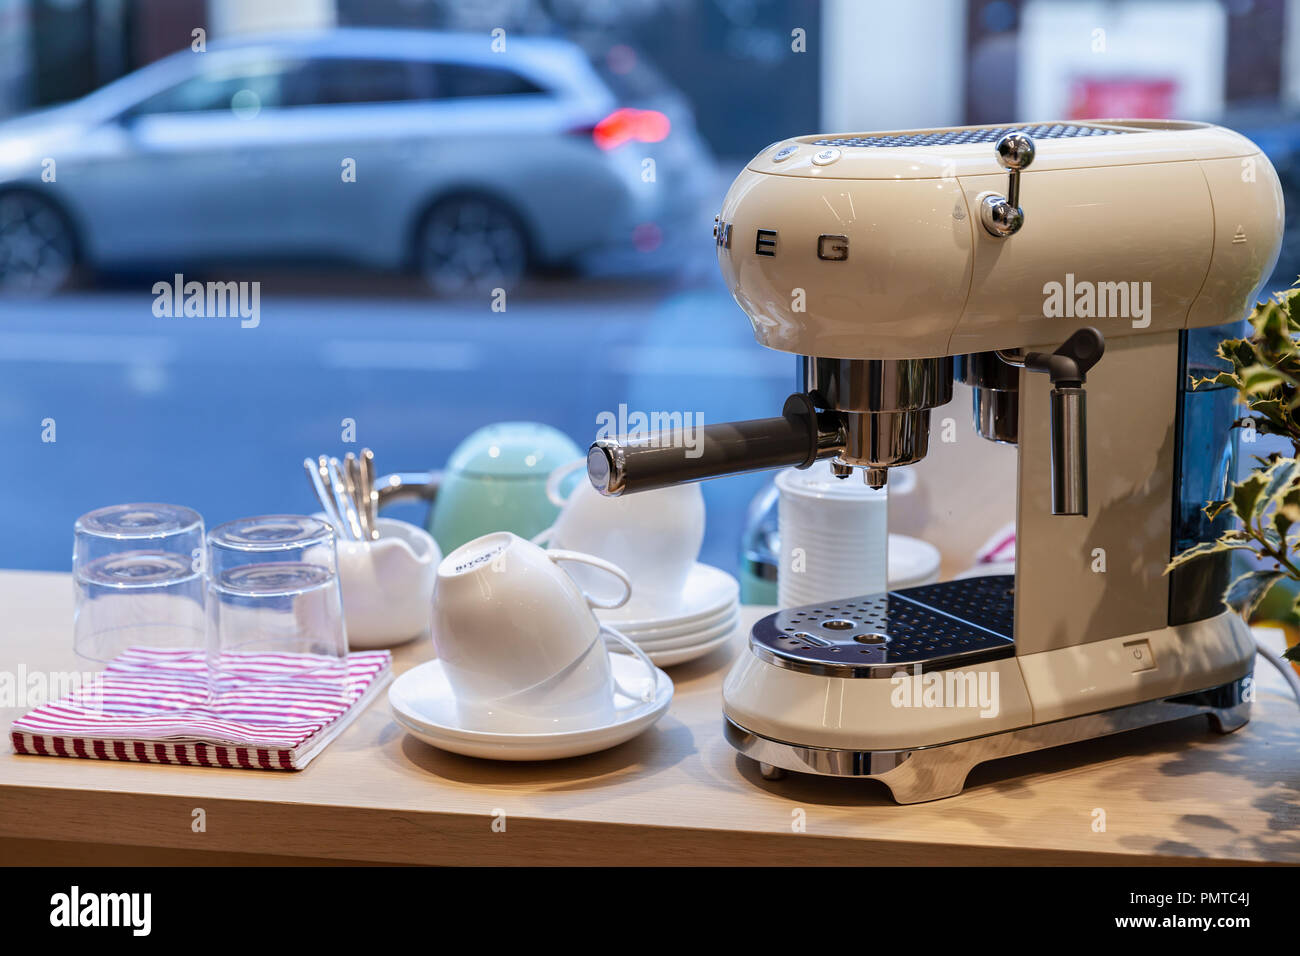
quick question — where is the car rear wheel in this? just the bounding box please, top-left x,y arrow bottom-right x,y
416,195 -> 528,297
0,191 -> 76,294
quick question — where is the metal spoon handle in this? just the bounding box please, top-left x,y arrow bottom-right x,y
304,458 -> 343,534
361,448 -> 379,540
345,453 -> 370,540
328,457 -> 364,541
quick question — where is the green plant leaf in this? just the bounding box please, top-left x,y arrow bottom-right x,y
1278,487 -> 1300,525
1239,365 -> 1292,397
1246,395 -> 1288,416
1164,533 -> 1255,574
1262,457 -> 1300,506
1231,472 -> 1270,521
1192,371 -> 1242,391
1224,569 -> 1286,620
1204,499 -> 1233,521
1217,338 -> 1257,368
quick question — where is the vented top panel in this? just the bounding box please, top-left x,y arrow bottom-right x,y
748,575 -> 1016,677
813,123 -> 1126,149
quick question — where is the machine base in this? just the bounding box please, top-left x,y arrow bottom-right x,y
724,676 -> 1251,804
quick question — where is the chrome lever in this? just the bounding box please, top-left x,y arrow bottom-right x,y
979,132 -> 1035,238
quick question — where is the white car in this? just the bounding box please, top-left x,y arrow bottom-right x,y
0,29 -> 714,294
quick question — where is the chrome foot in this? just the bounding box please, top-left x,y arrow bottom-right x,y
724,675 -> 1253,803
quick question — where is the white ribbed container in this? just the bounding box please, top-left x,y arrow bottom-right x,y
775,460 -> 891,609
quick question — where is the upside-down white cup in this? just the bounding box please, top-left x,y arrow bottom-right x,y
432,532 -> 655,732
536,459 -> 705,611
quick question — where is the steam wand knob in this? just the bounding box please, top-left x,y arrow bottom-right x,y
980,132 -> 1035,238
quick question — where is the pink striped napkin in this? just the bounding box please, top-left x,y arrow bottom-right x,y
975,522 -> 1016,566
10,647 -> 392,771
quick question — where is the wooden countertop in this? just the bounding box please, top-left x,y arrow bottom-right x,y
1,569 -> 1297,866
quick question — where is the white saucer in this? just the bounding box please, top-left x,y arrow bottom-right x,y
630,612 -> 739,651
598,563 -> 739,630
887,534 -> 942,589
389,655 -> 673,761
643,627 -> 736,667
614,601 -> 738,641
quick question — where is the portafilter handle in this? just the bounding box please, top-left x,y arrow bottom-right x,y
587,394 -> 845,496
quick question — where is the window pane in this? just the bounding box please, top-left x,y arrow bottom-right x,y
132,60 -> 289,115
286,58 -> 420,106
434,63 -> 544,98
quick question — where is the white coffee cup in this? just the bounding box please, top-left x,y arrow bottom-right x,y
336,518 -> 440,649
432,532 -> 655,732
536,459 -> 705,611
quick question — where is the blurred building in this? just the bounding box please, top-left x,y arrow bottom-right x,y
0,0 -> 820,161
0,0 -> 334,109
0,0 -> 29,116
333,0 -> 821,160
1,1 -> 1300,141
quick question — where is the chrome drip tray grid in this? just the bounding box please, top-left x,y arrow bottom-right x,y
813,123 -> 1126,149
750,575 -> 1015,677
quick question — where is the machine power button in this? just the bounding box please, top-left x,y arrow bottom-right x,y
772,145 -> 799,163
1123,639 -> 1156,672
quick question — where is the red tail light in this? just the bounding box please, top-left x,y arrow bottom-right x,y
591,108 -> 671,150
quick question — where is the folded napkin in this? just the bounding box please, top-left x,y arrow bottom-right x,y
975,522 -> 1016,566
10,647 -> 391,771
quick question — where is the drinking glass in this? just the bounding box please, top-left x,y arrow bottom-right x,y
73,503 -> 206,669
204,515 -> 349,708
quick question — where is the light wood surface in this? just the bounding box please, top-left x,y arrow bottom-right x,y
1,570 -> 1297,866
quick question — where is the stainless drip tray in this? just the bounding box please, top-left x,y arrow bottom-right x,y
750,575 -> 1015,677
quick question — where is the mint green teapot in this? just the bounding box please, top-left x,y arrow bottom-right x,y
376,423 -> 581,554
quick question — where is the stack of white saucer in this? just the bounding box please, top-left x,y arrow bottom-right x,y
596,564 -> 740,666
537,461 -> 741,667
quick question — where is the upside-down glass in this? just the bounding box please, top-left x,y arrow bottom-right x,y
73,503 -> 206,670
204,516 -> 349,709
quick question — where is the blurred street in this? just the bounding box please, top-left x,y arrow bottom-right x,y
0,274 -> 793,571
3,0 -> 1298,576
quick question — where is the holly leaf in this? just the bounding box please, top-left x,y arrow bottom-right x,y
1262,457 -> 1300,507
1245,397 -> 1289,423
1224,569 -> 1286,620
1205,499 -> 1233,521
1165,532 -> 1255,574
1192,371 -> 1243,391
1231,472 -> 1270,521
1216,337 -> 1257,369
1239,365 -> 1292,397
1278,486 -> 1300,525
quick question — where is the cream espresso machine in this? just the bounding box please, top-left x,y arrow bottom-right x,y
586,121 -> 1285,803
